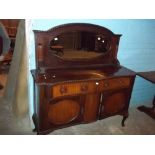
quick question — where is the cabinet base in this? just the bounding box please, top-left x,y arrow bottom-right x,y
32,112 -> 129,134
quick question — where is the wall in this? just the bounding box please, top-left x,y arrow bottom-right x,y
28,19 -> 155,117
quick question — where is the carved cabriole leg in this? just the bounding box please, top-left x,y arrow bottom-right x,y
0,84 -> 3,90
121,113 -> 129,127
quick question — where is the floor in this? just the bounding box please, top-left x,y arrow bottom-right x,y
0,98 -> 155,135
0,66 -> 155,135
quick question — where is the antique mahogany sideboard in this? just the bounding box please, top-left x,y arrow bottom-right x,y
31,23 -> 136,134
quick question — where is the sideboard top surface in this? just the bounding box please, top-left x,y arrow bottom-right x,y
31,65 -> 135,84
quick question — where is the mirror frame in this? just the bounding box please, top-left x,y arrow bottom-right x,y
34,23 -> 122,70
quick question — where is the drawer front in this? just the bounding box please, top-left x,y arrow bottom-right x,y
51,77 -> 131,98
52,81 -> 98,98
100,77 -> 131,91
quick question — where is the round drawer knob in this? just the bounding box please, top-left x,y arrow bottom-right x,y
81,85 -> 88,92
60,86 -> 67,94
104,82 -> 109,88
43,74 -> 47,80
52,74 -> 56,78
119,80 -> 124,84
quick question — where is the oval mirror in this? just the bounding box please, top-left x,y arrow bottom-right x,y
50,31 -> 110,60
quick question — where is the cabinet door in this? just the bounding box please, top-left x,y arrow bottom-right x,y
100,89 -> 129,119
47,96 -> 85,128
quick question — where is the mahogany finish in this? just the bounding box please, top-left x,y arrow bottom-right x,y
31,23 -> 136,134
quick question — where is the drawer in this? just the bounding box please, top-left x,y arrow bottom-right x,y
100,77 -> 131,91
51,77 -> 131,98
52,81 -> 100,98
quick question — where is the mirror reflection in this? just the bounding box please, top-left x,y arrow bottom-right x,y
50,31 -> 110,60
